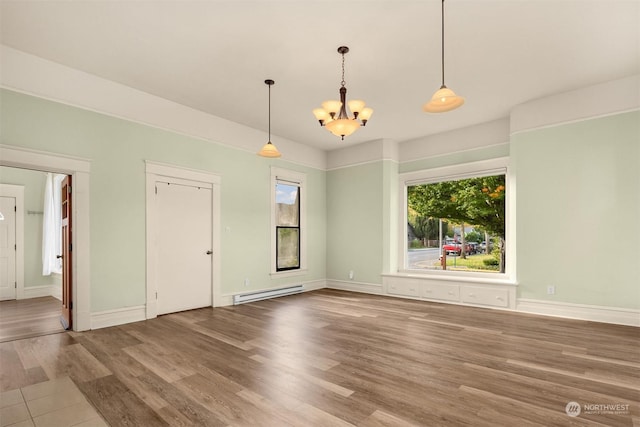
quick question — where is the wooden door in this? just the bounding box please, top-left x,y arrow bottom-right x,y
156,181 -> 212,315
60,175 -> 72,329
0,196 -> 17,301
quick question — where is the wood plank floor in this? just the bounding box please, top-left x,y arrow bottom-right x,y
0,296 -> 65,343
0,289 -> 638,426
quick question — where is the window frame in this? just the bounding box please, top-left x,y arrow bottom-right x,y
270,167 -> 307,277
398,157 -> 515,281
275,182 -> 301,272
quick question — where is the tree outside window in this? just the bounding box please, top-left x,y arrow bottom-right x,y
407,174 -> 506,273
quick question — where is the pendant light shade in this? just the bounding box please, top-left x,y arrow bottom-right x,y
258,79 -> 281,158
258,141 -> 281,157
423,0 -> 464,113
423,86 -> 464,113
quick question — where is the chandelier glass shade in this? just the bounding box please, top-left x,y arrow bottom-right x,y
423,0 -> 464,113
258,79 -> 281,158
312,46 -> 372,140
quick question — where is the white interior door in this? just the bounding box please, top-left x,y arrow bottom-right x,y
156,181 -> 212,315
0,196 -> 17,300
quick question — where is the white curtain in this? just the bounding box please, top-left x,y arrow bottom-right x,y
42,173 -> 65,275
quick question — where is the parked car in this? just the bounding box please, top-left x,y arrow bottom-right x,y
442,243 -> 461,255
479,241 -> 493,252
442,242 -> 473,255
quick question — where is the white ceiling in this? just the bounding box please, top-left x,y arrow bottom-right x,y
1,1 -> 638,151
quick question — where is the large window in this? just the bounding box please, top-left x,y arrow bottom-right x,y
401,158 -> 511,277
271,167 -> 306,275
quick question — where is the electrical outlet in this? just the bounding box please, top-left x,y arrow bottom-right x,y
547,285 -> 555,295
349,270 -> 354,280
244,278 -> 250,287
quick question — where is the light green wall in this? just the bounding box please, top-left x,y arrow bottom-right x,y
0,166 -> 61,288
3,88 -> 637,314
327,162 -> 384,284
0,89 -> 326,311
512,111 -> 640,309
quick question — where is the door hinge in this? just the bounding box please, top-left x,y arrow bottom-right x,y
155,292 -> 158,300
14,244 -> 17,251
69,243 -> 72,252
155,186 -> 158,195
68,186 -> 72,194
14,206 -> 17,212
15,282 -> 17,289
70,301 -> 73,309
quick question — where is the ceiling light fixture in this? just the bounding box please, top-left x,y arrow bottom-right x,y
313,46 -> 373,140
257,79 -> 281,158
423,0 -> 464,113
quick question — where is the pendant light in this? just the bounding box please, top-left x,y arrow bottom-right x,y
423,0 -> 464,113
258,79 -> 281,158
312,46 -> 373,140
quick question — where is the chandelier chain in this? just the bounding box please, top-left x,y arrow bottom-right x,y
340,52 -> 346,88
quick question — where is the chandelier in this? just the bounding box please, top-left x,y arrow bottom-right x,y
257,79 -> 281,158
423,0 -> 464,113
312,46 -> 373,140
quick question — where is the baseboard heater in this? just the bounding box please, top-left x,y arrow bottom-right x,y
233,285 -> 304,305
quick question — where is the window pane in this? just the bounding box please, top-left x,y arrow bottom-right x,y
407,174 -> 505,274
277,227 -> 299,270
276,183 -> 299,226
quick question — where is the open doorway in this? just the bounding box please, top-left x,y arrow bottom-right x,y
0,145 -> 91,332
0,166 -> 69,341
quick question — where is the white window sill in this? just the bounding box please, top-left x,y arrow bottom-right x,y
387,270 -> 518,286
270,268 -> 308,279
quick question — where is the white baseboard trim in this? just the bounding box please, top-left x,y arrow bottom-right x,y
220,279 -> 327,307
21,285 -> 59,300
51,286 -> 62,301
517,299 -> 640,327
91,305 -> 146,330
303,279 -> 327,292
217,294 -> 234,307
326,280 -> 384,295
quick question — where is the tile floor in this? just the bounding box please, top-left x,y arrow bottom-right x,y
0,377 -> 107,427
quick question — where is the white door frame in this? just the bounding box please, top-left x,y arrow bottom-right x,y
145,160 -> 221,319
0,185 -> 23,300
0,144 -> 91,331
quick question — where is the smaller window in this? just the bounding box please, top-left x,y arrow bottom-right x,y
276,182 -> 300,271
270,167 -> 306,275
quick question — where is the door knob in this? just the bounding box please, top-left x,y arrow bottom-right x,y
206,250 -> 213,255
56,255 -> 63,259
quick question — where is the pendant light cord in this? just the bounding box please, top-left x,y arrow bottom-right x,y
268,83 -> 271,141
441,0 -> 445,87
